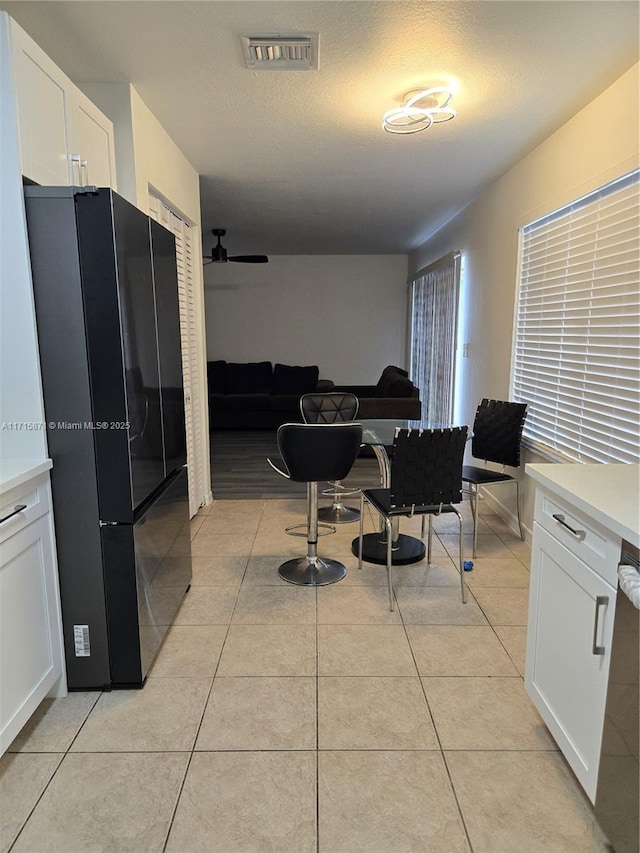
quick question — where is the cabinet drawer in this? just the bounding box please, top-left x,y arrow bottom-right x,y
0,476 -> 50,543
534,488 -> 620,586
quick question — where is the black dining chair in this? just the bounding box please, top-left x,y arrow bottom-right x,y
358,426 -> 468,610
268,422 -> 363,585
463,398 -> 528,558
300,392 -> 361,524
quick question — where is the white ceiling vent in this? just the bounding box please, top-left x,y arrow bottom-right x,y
240,34 -> 319,70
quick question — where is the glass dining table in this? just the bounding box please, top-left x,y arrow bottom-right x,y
351,418 -> 428,566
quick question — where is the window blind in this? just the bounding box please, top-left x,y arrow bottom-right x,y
512,169 -> 640,463
410,252 -> 460,425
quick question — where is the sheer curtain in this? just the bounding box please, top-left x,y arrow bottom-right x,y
410,251 -> 461,425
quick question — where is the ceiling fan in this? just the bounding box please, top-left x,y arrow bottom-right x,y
203,228 -> 268,265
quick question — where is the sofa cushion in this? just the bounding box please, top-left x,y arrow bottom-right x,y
226,361 -> 273,394
208,393 -> 227,410
269,393 -> 303,414
385,375 -> 417,397
376,365 -> 409,396
217,393 -> 271,413
272,363 -> 319,395
207,360 -> 227,394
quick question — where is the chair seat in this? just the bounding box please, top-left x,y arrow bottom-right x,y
363,488 -> 457,518
462,465 -> 514,485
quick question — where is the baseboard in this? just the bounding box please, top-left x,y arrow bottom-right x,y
481,488 -> 533,544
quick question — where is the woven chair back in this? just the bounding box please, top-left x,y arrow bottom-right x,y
300,393 -> 359,424
277,422 -> 363,483
471,399 -> 528,468
389,427 -> 468,509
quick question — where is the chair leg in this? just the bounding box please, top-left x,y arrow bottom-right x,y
515,478 -> 524,541
473,485 -> 480,559
385,516 -> 394,611
358,492 -> 365,570
455,508 -> 467,604
427,515 -> 433,564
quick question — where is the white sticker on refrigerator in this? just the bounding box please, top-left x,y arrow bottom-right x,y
74,624 -> 91,656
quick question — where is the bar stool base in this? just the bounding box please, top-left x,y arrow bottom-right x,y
278,556 -> 347,586
318,504 -> 360,524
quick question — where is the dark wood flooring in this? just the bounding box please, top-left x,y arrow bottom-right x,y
210,430 -> 382,500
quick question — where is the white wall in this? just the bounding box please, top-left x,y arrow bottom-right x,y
204,254 -> 409,385
409,63 -> 640,536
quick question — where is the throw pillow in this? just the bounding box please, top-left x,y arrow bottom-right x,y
226,361 -> 273,394
376,365 -> 409,396
386,376 -> 416,398
272,363 -> 319,395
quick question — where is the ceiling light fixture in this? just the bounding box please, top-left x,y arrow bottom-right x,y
382,87 -> 456,135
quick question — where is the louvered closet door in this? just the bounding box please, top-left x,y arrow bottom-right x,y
149,195 -> 206,517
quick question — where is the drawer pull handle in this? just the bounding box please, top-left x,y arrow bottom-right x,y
0,504 -> 27,524
552,513 -> 586,541
592,595 -> 609,656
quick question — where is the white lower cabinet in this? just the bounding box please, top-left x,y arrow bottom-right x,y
0,470 -> 66,754
525,488 -> 619,803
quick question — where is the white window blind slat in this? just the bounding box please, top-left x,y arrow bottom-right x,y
511,169 -> 640,464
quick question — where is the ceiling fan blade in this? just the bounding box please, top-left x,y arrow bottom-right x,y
228,255 -> 269,263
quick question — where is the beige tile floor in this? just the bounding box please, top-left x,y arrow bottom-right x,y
1,498 -> 610,852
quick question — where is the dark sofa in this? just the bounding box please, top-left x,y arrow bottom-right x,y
208,361 -> 421,429
208,360 -> 334,429
330,365 -> 421,420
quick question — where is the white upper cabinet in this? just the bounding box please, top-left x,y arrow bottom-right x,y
8,16 -> 116,189
66,89 -> 117,188
11,20 -> 69,185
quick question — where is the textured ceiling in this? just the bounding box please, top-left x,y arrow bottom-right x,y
2,1 -> 638,255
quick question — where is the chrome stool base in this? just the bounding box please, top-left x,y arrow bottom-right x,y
278,556 -> 347,586
317,503 -> 361,524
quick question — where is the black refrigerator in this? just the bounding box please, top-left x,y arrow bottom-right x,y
24,186 -> 191,690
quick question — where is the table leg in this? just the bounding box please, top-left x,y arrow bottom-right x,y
353,441 -> 426,566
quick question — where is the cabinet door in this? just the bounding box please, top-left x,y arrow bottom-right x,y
525,522 -> 615,802
10,20 -> 70,185
67,89 -> 117,189
0,512 -> 65,753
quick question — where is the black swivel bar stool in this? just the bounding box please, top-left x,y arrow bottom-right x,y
268,422 -> 363,585
300,392 -> 361,524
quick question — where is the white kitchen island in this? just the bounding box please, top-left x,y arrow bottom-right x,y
525,462 -> 639,803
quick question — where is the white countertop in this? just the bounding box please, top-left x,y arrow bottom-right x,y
0,458 -> 52,496
526,463 -> 639,549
